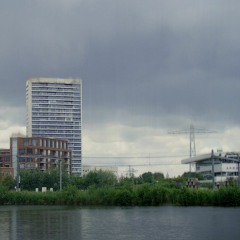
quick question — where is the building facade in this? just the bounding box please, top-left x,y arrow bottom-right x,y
0,137 -> 71,180
26,78 -> 82,174
11,137 -> 71,178
181,152 -> 240,183
0,149 -> 14,178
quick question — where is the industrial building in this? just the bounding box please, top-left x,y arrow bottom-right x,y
26,78 -> 82,175
181,151 -> 240,183
0,136 -> 71,179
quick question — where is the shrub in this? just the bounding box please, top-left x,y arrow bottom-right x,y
213,187 -> 240,206
114,189 -> 133,206
150,186 -> 168,205
0,185 -> 9,204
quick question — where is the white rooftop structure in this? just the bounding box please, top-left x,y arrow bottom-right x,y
182,152 -> 240,183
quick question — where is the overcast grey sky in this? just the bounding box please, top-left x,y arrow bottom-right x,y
1,0 -> 240,176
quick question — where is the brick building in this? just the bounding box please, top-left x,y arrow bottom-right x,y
0,149 -> 13,178
0,137 -> 72,179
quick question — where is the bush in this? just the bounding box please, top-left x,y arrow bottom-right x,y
62,185 -> 78,204
135,184 -> 150,205
213,187 -> 240,206
0,185 -> 9,204
114,189 -> 133,206
1,175 -> 15,190
82,170 -> 118,189
1,178 -> 240,207
150,186 -> 169,205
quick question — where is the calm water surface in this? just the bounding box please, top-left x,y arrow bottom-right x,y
0,205 -> 239,240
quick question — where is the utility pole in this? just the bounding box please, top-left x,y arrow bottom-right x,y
238,154 -> 240,189
59,159 -> 62,191
168,124 -> 217,172
16,156 -> 20,191
211,149 -> 215,189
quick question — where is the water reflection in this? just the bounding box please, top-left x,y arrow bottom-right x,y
0,206 -> 82,240
0,206 -> 240,240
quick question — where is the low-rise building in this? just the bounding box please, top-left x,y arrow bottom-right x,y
181,152 -> 240,183
1,137 -> 72,179
0,149 -> 14,178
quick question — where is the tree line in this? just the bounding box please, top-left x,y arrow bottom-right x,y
0,169 -> 166,191
0,169 -> 240,206
0,168 -> 210,191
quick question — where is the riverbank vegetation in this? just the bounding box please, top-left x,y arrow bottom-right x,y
0,170 -> 240,206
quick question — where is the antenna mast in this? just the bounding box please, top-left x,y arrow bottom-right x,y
190,124 -> 196,158
168,124 -> 216,172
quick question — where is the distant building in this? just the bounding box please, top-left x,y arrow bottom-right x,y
0,137 -> 71,179
26,78 -> 82,175
181,152 -> 240,183
82,165 -> 118,177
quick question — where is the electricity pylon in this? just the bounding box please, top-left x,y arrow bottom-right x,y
168,124 -> 217,172
128,165 -> 137,177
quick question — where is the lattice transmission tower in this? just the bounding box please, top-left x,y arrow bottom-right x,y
168,124 -> 217,171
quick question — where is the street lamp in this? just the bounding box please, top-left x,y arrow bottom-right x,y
59,159 -> 62,191
211,149 -> 215,189
238,154 -> 240,188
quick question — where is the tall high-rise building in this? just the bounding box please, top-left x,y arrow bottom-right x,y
26,78 -> 82,175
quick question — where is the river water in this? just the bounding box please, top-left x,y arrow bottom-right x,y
0,206 -> 239,240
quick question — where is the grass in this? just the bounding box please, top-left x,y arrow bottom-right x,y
1,183 -> 240,206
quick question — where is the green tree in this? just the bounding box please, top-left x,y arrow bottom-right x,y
19,169 -> 70,191
140,172 -> 164,183
82,170 -> 118,189
118,176 -> 140,187
1,175 -> 15,190
140,172 -> 154,183
69,175 -> 84,189
153,172 -> 164,182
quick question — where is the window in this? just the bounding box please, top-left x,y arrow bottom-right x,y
27,149 -> 33,154
4,157 -> 10,162
32,139 -> 37,146
23,139 -> 29,146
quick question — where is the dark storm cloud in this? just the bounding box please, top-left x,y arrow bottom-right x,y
1,0 -> 240,127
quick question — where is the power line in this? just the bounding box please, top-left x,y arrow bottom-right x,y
83,163 -> 183,167
82,155 -> 188,159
